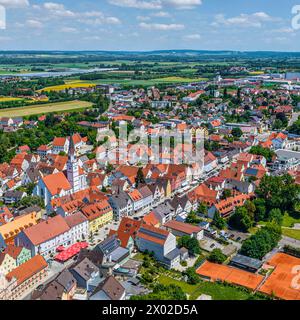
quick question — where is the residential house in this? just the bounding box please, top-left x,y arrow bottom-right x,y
0,255 -> 48,300
89,275 -> 126,300
33,270 -> 77,300
69,257 -> 101,292
81,201 -> 113,234
164,220 -> 204,240
136,224 -> 181,269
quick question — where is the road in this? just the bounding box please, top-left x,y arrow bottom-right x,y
289,112 -> 300,126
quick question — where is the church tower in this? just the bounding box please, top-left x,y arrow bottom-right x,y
67,136 -> 80,193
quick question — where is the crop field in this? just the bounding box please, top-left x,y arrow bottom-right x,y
82,76 -> 208,86
38,81 -> 97,92
0,100 -> 93,117
0,96 -> 24,102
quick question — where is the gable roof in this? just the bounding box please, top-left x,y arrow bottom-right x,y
164,220 -> 202,235
137,224 -> 170,246
23,215 -> 70,246
91,275 -> 125,300
42,172 -> 72,196
6,255 -> 48,285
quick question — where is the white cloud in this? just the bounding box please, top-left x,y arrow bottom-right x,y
0,0 -> 29,8
152,11 -> 171,17
183,33 -> 201,40
108,0 -> 202,10
161,0 -> 202,9
43,2 -> 76,17
61,27 -> 77,33
140,22 -> 184,30
137,15 -> 151,21
26,19 -> 43,28
108,0 -> 162,10
212,12 -> 276,28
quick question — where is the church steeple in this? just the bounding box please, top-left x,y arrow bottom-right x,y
67,134 -> 80,192
68,135 -> 76,160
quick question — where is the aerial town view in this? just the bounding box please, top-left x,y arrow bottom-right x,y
0,0 -> 300,308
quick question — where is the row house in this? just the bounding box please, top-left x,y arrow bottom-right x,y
80,200 -> 113,233
15,215 -> 88,259
0,255 -> 48,300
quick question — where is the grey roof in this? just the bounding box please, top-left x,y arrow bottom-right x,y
230,254 -> 263,269
109,192 -> 130,209
4,190 -> 25,199
91,276 -> 125,300
164,248 -> 181,261
138,185 -> 153,199
18,206 -> 41,216
71,257 -> 99,281
95,235 -> 120,256
56,270 -> 77,292
153,202 -> 174,218
110,246 -> 130,262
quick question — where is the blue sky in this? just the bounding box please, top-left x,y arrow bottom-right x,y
0,0 -> 299,51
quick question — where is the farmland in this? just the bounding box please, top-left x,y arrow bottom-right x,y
38,81 -> 96,92
0,100 -> 93,117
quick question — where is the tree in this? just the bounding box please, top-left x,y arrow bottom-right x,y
16,196 -> 45,209
197,202 -> 208,216
229,206 -> 254,232
185,267 -> 201,284
256,174 -> 300,216
208,249 -> 227,264
268,208 -> 283,225
213,211 -> 226,230
221,189 -> 232,200
249,145 -> 275,162
135,167 -> 145,187
253,198 -> 267,222
186,211 -> 201,224
240,223 -> 282,260
178,236 -> 201,256
231,127 -> 243,138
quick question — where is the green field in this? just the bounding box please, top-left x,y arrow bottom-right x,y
282,228 -> 300,240
282,213 -> 300,228
81,76 -> 208,87
0,100 -> 93,117
157,276 -> 264,300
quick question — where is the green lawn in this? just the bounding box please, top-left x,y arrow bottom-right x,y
157,276 -> 264,300
282,213 -> 300,228
282,228 -> 300,240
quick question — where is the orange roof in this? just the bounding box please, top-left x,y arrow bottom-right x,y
188,183 -> 218,205
197,261 -> 264,291
143,211 -> 160,227
128,189 -> 143,202
137,224 -> 169,246
215,193 -> 253,217
81,200 -> 112,221
53,137 -> 67,147
0,212 -> 39,241
23,215 -> 70,246
164,220 -> 202,235
260,253 -> 300,300
110,217 -> 142,248
42,172 -> 71,196
3,245 -> 23,259
6,255 -> 48,285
